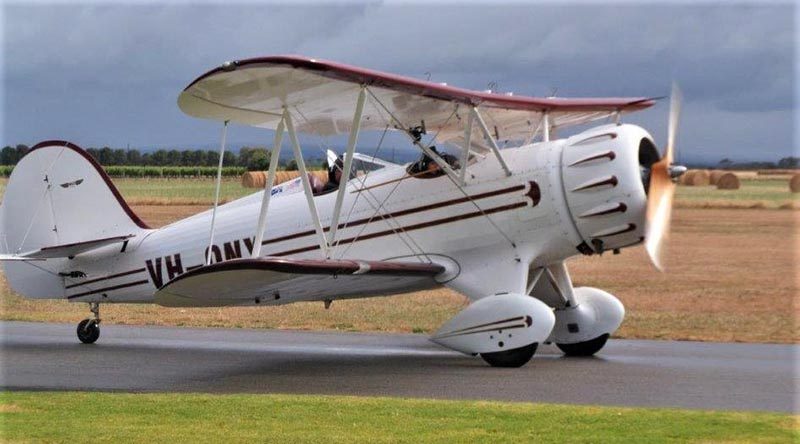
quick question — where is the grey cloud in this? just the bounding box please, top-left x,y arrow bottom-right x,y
2,2 -> 795,161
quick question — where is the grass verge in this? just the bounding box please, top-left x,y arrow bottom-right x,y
1,392 -> 796,443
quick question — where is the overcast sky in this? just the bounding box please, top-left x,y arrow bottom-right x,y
2,1 -> 796,163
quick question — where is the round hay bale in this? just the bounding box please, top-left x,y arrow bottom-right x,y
690,169 -> 711,186
790,174 -> 800,193
678,170 -> 695,185
680,169 -> 710,186
242,170 -> 329,189
275,171 -> 299,184
716,172 -> 740,190
241,171 -> 266,188
709,170 -> 726,185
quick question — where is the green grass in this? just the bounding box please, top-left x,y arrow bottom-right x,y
676,179 -> 798,208
111,177 -> 253,203
1,392 -> 796,443
0,177 -> 253,205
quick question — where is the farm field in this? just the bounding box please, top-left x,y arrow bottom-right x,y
0,175 -> 796,343
676,178 -> 799,209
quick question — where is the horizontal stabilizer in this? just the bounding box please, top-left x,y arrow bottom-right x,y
18,234 -> 134,259
155,257 -> 445,307
0,255 -> 44,262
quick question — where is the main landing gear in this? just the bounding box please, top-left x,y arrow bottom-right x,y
77,302 -> 101,344
480,343 -> 539,368
556,334 -> 609,357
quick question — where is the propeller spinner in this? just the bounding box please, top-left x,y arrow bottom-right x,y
644,83 -> 685,271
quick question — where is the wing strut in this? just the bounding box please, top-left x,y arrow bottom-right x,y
285,108 -> 329,257
459,110 -> 473,184
251,116 -> 286,258
251,89 -> 370,259
471,107 -> 512,176
542,111 -> 551,142
329,86 -> 366,255
206,120 -> 228,265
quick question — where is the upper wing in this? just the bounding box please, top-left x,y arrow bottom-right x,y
154,257 -> 445,307
178,55 -> 655,151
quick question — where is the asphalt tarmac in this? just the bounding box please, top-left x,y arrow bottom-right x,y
1,321 -> 796,412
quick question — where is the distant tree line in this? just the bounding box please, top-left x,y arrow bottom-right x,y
0,145 -> 329,172
717,156 -> 799,170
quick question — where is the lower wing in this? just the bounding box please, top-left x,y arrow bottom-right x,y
155,257 -> 445,307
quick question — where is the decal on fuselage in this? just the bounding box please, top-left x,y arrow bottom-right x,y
145,237 -> 255,288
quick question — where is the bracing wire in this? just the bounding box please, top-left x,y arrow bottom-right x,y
291,103 -> 429,261
366,90 -> 518,249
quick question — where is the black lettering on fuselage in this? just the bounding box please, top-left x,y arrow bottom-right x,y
205,245 -> 223,264
146,258 -> 163,288
223,241 -> 242,260
165,254 -> 184,280
242,237 -> 254,255
147,237 -> 258,290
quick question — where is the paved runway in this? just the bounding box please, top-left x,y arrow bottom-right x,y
1,321 -> 796,412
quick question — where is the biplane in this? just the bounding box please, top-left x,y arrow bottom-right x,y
0,56 -> 685,367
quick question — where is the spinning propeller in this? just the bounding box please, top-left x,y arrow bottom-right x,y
644,83 -> 686,271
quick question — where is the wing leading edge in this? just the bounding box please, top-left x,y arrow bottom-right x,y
154,257 -> 445,307
178,55 -> 656,150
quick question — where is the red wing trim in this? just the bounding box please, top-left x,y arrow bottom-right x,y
184,55 -> 656,113
162,258 -> 445,290
29,140 -> 151,229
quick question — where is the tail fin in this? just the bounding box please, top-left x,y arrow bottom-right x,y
1,140 -> 149,298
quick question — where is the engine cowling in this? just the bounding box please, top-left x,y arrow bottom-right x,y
559,124 -> 660,254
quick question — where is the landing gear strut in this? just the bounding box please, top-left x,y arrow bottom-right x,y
77,302 -> 100,344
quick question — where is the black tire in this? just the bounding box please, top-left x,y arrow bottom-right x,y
77,319 -> 100,344
556,334 -> 609,357
480,343 -> 538,368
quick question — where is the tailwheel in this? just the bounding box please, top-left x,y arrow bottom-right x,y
77,302 -> 101,344
557,333 -> 609,357
77,319 -> 100,344
480,343 -> 538,368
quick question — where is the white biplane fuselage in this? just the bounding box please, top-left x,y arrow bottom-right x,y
37,123 -> 649,307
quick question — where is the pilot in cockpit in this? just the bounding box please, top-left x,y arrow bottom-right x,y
321,157 -> 345,193
408,146 -> 460,178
